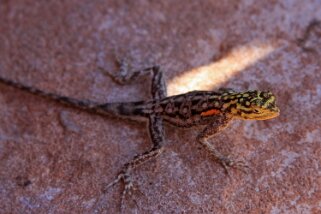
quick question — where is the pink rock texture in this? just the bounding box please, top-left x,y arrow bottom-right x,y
0,1 -> 320,213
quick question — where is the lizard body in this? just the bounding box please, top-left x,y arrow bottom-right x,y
0,64 -> 280,211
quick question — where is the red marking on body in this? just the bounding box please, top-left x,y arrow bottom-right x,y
201,109 -> 220,116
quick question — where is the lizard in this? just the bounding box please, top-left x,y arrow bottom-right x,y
0,60 -> 280,210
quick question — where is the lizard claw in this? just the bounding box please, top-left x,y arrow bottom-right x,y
220,155 -> 249,175
120,180 -> 134,211
103,170 -> 141,212
97,56 -> 132,85
102,174 -> 124,193
120,177 -> 145,212
233,159 -> 250,173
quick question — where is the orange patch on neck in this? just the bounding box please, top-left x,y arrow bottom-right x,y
201,109 -> 220,116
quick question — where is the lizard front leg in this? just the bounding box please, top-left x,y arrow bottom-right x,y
104,115 -> 165,211
197,115 -> 248,174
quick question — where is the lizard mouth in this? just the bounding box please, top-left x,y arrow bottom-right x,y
253,109 -> 280,120
239,106 -> 280,120
250,106 -> 280,120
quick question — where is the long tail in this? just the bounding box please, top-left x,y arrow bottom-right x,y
0,76 -> 146,117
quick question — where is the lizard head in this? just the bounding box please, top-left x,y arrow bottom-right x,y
222,90 -> 280,120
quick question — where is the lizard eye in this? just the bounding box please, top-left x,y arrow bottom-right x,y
254,109 -> 260,113
262,92 -> 269,98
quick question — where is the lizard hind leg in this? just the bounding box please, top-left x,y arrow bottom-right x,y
103,115 -> 165,211
98,57 -> 167,99
150,66 -> 167,99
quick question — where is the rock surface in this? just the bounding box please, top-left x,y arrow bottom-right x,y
0,1 -> 320,213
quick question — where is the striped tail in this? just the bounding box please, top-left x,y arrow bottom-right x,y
0,76 -> 146,117
94,101 -> 147,117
